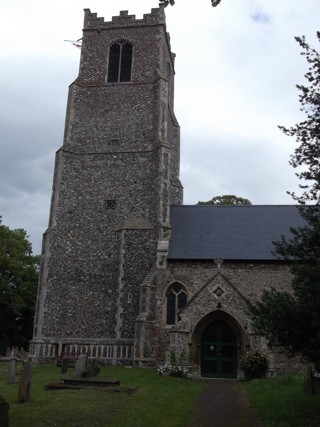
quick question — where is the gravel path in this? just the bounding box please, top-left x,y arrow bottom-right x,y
189,380 -> 263,427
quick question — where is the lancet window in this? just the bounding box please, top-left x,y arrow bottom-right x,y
166,282 -> 187,325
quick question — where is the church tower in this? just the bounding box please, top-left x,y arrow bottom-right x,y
31,6 -> 182,363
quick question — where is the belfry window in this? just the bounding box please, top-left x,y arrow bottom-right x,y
107,41 -> 133,83
166,283 -> 187,325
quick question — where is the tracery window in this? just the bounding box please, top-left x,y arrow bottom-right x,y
107,41 -> 133,83
166,283 -> 187,325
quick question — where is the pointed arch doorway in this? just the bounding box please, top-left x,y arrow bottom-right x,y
201,318 -> 238,378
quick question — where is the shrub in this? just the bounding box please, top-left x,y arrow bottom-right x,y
240,349 -> 269,379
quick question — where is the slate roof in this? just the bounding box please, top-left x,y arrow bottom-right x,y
168,205 -> 306,261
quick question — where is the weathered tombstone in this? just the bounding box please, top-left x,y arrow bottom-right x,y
73,354 -> 87,377
17,347 -> 27,360
7,359 -> 16,384
304,364 -> 314,394
81,359 -> 101,378
0,395 -> 9,427
61,357 -> 69,374
17,358 -> 32,403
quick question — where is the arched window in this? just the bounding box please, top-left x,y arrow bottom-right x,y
107,41 -> 133,83
166,283 -> 187,325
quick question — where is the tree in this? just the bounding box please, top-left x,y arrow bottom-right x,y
248,34 -> 320,370
249,207 -> 320,364
197,194 -> 252,205
0,217 -> 39,354
278,33 -> 320,204
159,0 -> 221,8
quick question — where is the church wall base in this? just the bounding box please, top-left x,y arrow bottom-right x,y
133,358 -> 157,368
30,338 -> 135,365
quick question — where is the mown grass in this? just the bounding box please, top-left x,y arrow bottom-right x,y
0,363 -> 205,427
239,374 -> 320,427
2,363 -> 320,427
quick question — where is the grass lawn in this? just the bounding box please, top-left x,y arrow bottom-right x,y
0,363 -> 205,427
239,374 -> 320,427
2,363 -> 320,427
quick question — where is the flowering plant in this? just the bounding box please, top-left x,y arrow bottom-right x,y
157,363 -> 190,377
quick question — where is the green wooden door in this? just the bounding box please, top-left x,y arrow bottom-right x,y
201,320 -> 237,378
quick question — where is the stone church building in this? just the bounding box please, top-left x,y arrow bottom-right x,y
30,6 -> 304,378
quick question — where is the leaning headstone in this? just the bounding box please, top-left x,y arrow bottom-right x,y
7,359 -> 16,384
81,359 -> 101,378
17,347 -> 27,360
17,358 -> 32,403
73,354 -> 87,377
0,395 -> 9,427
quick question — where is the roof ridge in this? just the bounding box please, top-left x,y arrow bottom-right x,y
170,204 -> 299,207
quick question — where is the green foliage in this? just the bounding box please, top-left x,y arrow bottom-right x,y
249,34 -> 320,367
170,349 -> 177,365
159,1 -> 221,8
249,207 -> 320,364
248,291 -> 298,358
278,33 -> 320,204
159,0 -> 175,7
240,375 -> 320,426
239,349 -> 269,379
0,217 -> 39,354
197,194 -> 252,205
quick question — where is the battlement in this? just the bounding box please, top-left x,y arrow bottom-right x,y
83,7 -> 166,30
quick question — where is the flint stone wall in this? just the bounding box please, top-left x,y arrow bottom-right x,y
143,261 -> 293,365
33,6 -> 182,352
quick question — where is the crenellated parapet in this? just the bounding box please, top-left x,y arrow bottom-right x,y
82,7 -> 172,64
83,7 -> 166,30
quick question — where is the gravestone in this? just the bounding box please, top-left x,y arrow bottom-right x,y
73,354 -> 87,377
0,395 -> 9,427
81,359 -> 101,378
7,359 -> 16,384
61,357 -> 69,374
17,358 -> 32,403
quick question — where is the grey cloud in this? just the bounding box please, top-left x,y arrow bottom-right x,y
251,13 -> 271,23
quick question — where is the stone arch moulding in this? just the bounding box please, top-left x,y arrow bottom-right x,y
191,310 -> 249,379
162,280 -> 189,299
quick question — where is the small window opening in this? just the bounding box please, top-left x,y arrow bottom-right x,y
106,200 -> 116,210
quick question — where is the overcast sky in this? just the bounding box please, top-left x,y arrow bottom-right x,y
0,0 -> 319,254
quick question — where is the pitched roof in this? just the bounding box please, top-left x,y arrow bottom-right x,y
168,205 -> 306,261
